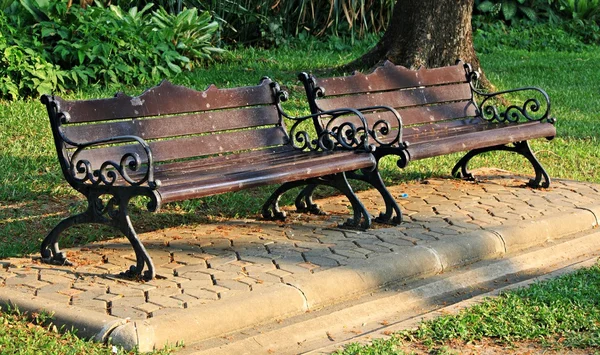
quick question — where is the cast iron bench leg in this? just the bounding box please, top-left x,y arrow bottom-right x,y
41,189 -> 159,280
263,173 -> 371,229
347,169 -> 402,225
452,140 -> 551,188
294,184 -> 325,215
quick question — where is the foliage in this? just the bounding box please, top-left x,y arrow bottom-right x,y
159,0 -> 396,46
558,0 -> 600,21
0,0 -> 222,99
474,0 -> 562,23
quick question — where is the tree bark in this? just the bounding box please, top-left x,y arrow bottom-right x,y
345,0 -> 492,89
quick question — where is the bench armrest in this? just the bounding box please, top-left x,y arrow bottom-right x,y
467,67 -> 556,125
351,105 -> 404,148
283,107 -> 376,152
66,134 -> 160,189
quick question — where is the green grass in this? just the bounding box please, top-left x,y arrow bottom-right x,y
0,32 -> 599,353
337,261 -> 600,354
0,308 -> 175,354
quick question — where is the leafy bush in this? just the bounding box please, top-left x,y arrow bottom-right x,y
0,0 -> 222,100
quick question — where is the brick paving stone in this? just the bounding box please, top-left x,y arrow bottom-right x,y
133,302 -> 161,315
110,305 -> 148,320
176,270 -> 213,283
108,284 -> 145,298
215,279 -> 251,291
247,272 -> 282,284
71,298 -> 107,314
94,293 -> 124,303
330,248 -> 368,259
183,287 -> 220,301
147,285 -> 182,299
37,291 -> 72,304
36,282 -> 71,296
148,295 -> 185,309
243,263 -> 277,275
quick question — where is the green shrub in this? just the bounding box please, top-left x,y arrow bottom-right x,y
0,0 -> 222,100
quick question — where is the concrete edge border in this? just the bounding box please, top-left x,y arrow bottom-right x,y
2,203 -> 599,351
0,287 -> 128,341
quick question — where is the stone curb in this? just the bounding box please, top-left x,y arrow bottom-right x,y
0,287 -> 128,342
4,203 -> 600,352
488,207 -> 598,253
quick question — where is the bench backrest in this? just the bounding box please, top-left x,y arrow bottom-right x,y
42,78 -> 289,183
301,61 -> 480,144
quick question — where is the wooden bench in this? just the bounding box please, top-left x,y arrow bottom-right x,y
297,61 -> 556,218
40,78 -> 388,280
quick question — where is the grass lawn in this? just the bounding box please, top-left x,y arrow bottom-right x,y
0,34 -> 599,353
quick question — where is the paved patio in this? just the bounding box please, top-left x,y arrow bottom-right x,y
1,170 -> 599,351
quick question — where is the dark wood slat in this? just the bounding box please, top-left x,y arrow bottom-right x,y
317,83 -> 472,112
159,151 -> 376,203
155,149 -> 342,186
72,127 -> 288,167
315,100 -> 478,133
407,122 -> 556,160
61,106 -> 281,144
315,61 -> 468,96
56,78 -> 276,124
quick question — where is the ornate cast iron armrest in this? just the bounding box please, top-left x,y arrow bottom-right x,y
282,108 -> 375,152
467,69 -> 555,125
65,134 -> 160,189
352,105 -> 404,148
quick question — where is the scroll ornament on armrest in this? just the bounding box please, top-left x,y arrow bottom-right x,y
57,115 -> 160,189
271,81 -> 375,153
466,66 -> 556,125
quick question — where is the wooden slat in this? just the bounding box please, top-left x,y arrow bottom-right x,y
55,78 -> 276,124
72,127 -> 288,167
317,83 -> 472,112
61,106 -> 281,144
315,61 -> 468,96
407,122 -> 556,161
158,151 -> 376,203
316,100 -> 478,133
155,150 -> 329,186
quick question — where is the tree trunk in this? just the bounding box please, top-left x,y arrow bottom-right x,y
345,0 -> 492,89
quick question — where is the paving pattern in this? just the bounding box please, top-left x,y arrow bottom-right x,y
1,171 -> 599,322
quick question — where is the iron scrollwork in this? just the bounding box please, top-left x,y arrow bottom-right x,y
297,73 -> 404,152
465,64 -> 555,125
270,81 -> 375,153
66,134 -> 160,189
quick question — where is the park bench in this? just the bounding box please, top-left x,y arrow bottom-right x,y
40,78 -> 388,280
297,61 -> 556,220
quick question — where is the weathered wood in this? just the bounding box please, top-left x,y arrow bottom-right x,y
56,79 -> 277,123
315,60 -> 468,96
317,83 -> 472,112
62,106 -> 281,143
407,122 -> 556,160
159,150 -> 376,202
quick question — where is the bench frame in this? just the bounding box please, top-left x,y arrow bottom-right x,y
297,61 -> 556,219
300,60 -> 556,184
41,78 -> 387,280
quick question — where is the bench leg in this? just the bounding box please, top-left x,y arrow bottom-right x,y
294,184 -> 326,215
262,173 -> 371,229
452,140 -> 551,188
348,169 -> 402,225
326,173 -> 372,229
262,180 -> 309,220
41,190 -> 159,281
